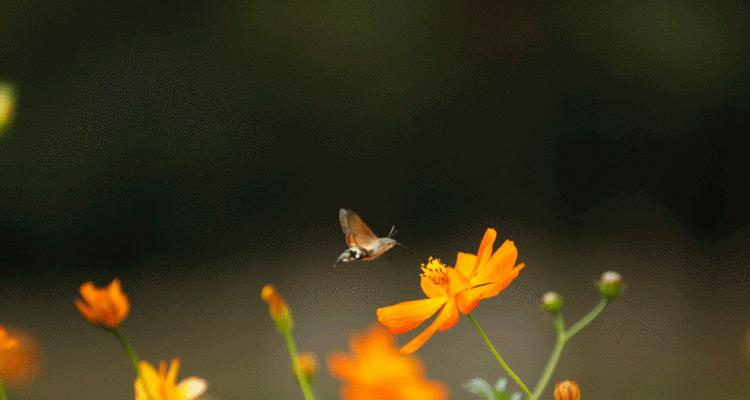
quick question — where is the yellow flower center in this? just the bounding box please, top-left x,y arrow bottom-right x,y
420,257 -> 448,286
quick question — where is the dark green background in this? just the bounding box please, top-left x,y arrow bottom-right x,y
1,1 -> 749,399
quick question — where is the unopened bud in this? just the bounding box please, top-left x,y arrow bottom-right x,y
598,271 -> 624,300
554,380 -> 580,400
0,82 -> 17,134
294,352 -> 318,381
261,284 -> 293,333
541,291 -> 563,314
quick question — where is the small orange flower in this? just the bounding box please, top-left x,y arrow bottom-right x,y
261,284 -> 293,333
554,380 -> 580,400
0,327 -> 40,387
377,228 -> 525,353
294,352 -> 318,381
328,325 -> 448,400
134,358 -> 207,400
75,279 -> 130,329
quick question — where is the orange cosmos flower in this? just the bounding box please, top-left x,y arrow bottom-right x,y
328,325 -> 448,400
134,358 -> 207,400
0,327 -> 40,387
377,228 -> 525,354
75,278 -> 130,329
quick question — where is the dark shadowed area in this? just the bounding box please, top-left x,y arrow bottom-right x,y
1,1 -> 749,399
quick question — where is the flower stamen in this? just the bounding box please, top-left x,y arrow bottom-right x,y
420,257 -> 448,286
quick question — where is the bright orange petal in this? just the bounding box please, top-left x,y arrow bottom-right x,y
446,268 -> 470,296
477,263 -> 525,300
327,352 -> 355,380
79,282 -> 98,304
474,228 -> 497,275
420,276 -> 446,298
436,299 -> 459,331
473,239 -> 517,285
74,299 -> 96,323
399,299 -> 458,354
455,252 -> 477,279
377,297 -> 447,335
455,286 -> 484,314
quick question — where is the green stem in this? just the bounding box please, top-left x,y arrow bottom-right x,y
529,315 -> 566,400
529,299 -> 609,400
112,328 -> 154,400
566,298 -> 608,340
282,330 -> 316,400
112,328 -> 140,374
0,378 -> 7,400
466,313 -> 532,398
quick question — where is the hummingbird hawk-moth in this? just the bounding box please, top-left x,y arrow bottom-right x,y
334,208 -> 402,267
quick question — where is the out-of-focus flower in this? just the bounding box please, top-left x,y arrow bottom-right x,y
554,380 -> 580,400
597,271 -> 624,301
134,358 -> 207,400
377,228 -> 525,353
75,279 -> 130,329
328,325 -> 447,400
0,327 -> 40,387
542,291 -> 563,314
261,284 -> 293,333
294,352 -> 318,381
0,82 -> 16,133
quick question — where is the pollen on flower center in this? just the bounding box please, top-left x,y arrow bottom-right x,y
420,257 -> 448,286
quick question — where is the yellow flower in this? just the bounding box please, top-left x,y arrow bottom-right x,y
261,284 -> 293,333
554,380 -> 580,400
328,325 -> 448,400
135,358 -> 207,400
377,228 -> 525,353
75,279 -> 130,329
0,327 -> 39,387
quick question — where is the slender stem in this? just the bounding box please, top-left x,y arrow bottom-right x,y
566,298 -> 607,340
0,379 -> 7,400
112,328 -> 154,400
112,328 -> 140,374
529,315 -> 567,400
282,330 -> 316,400
529,299 -> 609,400
466,313 -> 532,398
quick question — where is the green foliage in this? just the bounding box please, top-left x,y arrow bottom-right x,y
464,377 -> 522,400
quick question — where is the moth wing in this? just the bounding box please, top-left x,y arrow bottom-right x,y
339,208 -> 379,248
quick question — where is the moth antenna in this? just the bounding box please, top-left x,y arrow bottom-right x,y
388,225 -> 397,238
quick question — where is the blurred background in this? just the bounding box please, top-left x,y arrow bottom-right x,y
1,1 -> 749,399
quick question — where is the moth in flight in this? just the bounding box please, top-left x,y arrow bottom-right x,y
334,208 -> 402,267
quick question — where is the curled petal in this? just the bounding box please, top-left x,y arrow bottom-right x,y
377,297 -> 447,335
400,299 -> 459,354
473,228 -> 497,276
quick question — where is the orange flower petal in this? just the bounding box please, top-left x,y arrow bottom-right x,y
455,252 -> 477,279
446,267 -> 470,296
455,286 -> 484,314
377,297 -> 447,335
436,299 -> 459,331
473,239 -> 518,285
478,263 -> 525,300
473,228 -> 497,276
420,276 -> 446,299
399,299 -> 458,354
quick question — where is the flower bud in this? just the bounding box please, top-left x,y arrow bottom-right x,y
554,380 -> 580,400
261,284 -> 293,334
0,82 -> 17,134
294,352 -> 318,381
541,291 -> 563,314
75,279 -> 130,329
598,271 -> 624,300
